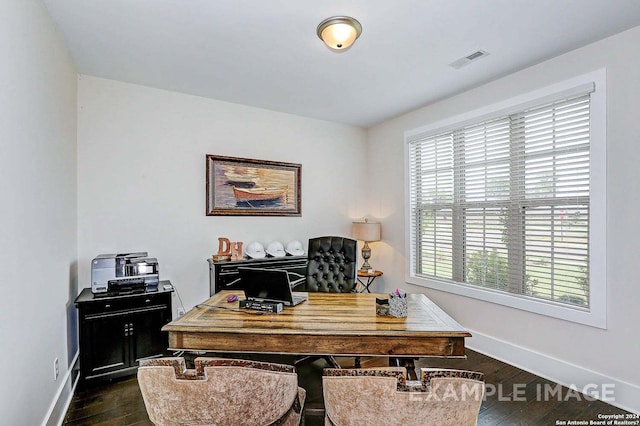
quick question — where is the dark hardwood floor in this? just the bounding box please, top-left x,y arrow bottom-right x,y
63,350 -> 632,425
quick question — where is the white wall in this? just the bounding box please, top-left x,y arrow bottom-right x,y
77,76 -> 367,312
367,26 -> 640,412
0,0 -> 78,424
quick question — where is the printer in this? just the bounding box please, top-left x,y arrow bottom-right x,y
91,252 -> 159,295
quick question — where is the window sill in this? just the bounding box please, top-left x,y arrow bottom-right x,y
406,273 -> 606,329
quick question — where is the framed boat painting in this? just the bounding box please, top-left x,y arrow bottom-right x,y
206,155 -> 302,216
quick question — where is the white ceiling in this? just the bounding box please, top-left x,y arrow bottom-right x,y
42,0 -> 640,128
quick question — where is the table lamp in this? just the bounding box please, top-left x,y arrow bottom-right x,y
352,218 -> 381,271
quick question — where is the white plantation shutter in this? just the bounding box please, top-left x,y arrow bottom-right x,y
517,95 -> 591,305
408,92 -> 592,308
408,133 -> 454,279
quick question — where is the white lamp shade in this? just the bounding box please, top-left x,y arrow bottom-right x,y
317,16 -> 362,51
352,221 -> 381,242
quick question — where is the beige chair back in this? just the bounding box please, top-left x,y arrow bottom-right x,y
322,367 -> 484,426
138,357 -> 305,426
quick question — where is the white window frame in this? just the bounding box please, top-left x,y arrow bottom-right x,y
404,70 -> 607,329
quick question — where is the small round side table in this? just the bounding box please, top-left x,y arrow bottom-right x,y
356,270 -> 383,293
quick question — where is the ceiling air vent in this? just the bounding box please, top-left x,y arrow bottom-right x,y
449,50 -> 490,69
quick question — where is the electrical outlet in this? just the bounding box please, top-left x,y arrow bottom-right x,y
177,308 -> 185,317
53,358 -> 59,381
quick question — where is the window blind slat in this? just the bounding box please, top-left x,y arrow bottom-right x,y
409,93 -> 591,308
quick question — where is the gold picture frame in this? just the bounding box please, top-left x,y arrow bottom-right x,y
206,155 -> 301,216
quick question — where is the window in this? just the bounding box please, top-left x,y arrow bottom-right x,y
405,71 -> 606,328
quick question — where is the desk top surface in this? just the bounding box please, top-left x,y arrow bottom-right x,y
163,290 -> 470,338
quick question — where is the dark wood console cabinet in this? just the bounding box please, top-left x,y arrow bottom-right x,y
75,283 -> 173,384
208,256 -> 308,295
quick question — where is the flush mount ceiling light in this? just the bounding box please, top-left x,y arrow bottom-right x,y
317,16 -> 362,51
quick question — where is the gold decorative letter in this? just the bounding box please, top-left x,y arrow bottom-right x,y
217,237 -> 231,255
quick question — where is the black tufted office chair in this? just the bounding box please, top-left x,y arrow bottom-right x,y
295,236 -> 358,369
305,236 -> 358,293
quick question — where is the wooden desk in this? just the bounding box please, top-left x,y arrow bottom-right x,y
163,290 -> 470,358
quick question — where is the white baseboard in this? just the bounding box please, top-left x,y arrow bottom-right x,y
466,329 -> 640,414
42,351 -> 80,426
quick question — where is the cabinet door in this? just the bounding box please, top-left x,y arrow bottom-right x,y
129,305 -> 169,364
82,314 -> 129,379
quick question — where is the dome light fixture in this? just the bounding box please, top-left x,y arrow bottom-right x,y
317,16 -> 362,51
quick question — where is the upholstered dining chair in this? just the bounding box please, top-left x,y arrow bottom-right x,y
137,357 -> 306,426
322,367 -> 484,426
295,236 -> 358,369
